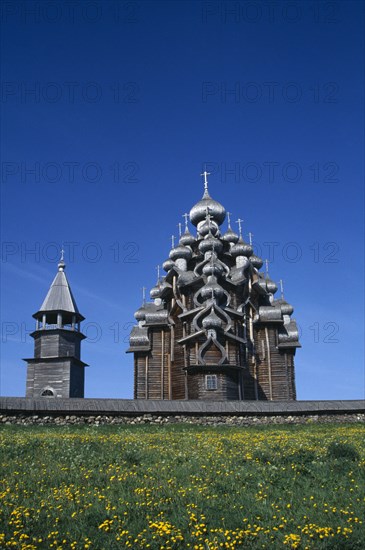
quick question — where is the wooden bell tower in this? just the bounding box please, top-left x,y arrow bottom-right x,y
24,254 -> 88,398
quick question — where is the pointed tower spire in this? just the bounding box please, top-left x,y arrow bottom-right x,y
38,258 -> 82,319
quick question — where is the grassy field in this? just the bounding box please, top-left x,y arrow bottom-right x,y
0,422 -> 364,549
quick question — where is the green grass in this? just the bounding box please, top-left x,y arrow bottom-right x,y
0,422 -> 364,549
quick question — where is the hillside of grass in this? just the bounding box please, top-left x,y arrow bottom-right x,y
0,423 -> 364,549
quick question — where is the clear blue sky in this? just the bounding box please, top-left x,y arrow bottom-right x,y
1,0 -> 364,400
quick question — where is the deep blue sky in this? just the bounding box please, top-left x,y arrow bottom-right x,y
1,0 -> 364,400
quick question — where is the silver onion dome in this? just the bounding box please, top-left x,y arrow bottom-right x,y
150,285 -> 161,299
276,298 -> 294,316
162,258 -> 174,272
202,261 -> 224,278
169,245 -> 192,262
179,228 -> 195,247
134,306 -> 146,322
266,278 -> 278,295
222,227 -> 239,244
250,254 -> 263,269
230,237 -> 253,258
200,278 -> 225,302
198,235 -> 223,255
190,189 -> 226,227
202,307 -> 223,330
198,219 -> 219,237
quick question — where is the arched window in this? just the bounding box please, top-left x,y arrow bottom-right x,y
41,388 -> 55,397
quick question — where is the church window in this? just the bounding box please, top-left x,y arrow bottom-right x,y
205,374 -> 217,391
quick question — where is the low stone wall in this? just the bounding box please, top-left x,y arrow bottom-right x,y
0,398 -> 363,426
0,412 -> 364,426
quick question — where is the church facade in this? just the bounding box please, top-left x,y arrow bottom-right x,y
128,175 -> 301,401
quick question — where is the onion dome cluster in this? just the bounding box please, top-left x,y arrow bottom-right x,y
133,182 -> 288,323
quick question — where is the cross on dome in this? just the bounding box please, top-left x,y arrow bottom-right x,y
279,279 -> 285,298
177,222 -> 182,237
200,170 -> 211,192
248,232 -> 254,246
236,218 -> 244,237
265,259 -> 270,276
182,213 -> 189,228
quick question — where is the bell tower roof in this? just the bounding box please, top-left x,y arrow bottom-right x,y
33,254 -> 84,321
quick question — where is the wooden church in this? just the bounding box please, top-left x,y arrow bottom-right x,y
128,173 -> 301,401
24,254 -> 88,398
